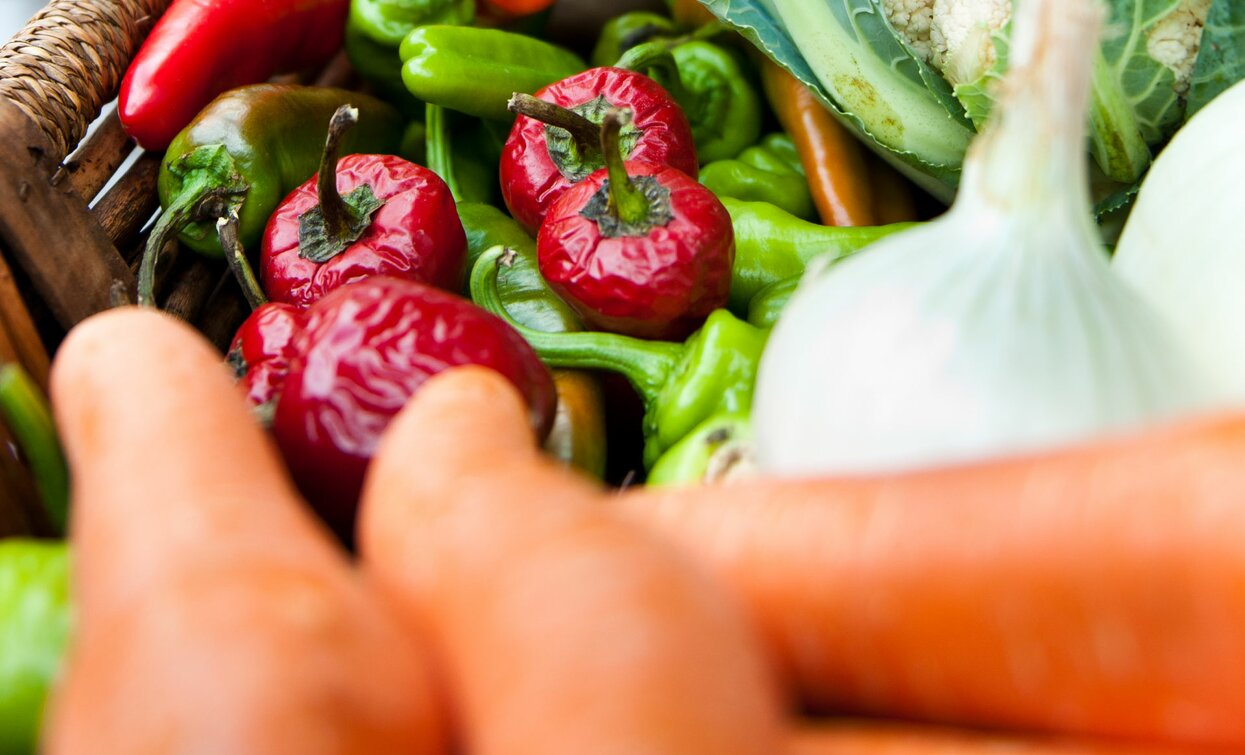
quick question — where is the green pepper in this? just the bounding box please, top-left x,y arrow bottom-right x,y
701,133 -> 815,219
400,26 -> 584,121
724,197 -> 916,314
473,246 -> 767,466
590,11 -> 679,68
617,39 -> 761,163
143,85 -> 403,306
747,276 -> 798,329
647,412 -> 754,486
424,104 -> 500,206
0,540 -> 70,755
0,365 -> 68,535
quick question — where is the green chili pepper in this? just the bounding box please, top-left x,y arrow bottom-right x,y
144,85 -> 403,306
617,39 -> 761,163
747,276 -> 798,329
345,0 -> 474,114
473,246 -> 767,466
723,197 -> 916,314
701,133 -> 815,219
591,11 -> 679,68
0,365 -> 68,535
400,26 -> 584,121
0,540 -> 70,754
424,104 -> 500,206
647,412 -> 754,486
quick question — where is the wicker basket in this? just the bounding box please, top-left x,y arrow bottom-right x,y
0,0 -> 370,532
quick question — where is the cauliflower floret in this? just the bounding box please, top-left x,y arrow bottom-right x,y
1147,0 -> 1212,96
882,0 -> 1011,86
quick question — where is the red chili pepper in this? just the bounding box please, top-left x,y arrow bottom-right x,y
230,276 -> 556,537
537,109 -> 733,341
500,68 -> 697,234
227,301 -> 305,411
119,0 -> 349,151
260,106 -> 466,308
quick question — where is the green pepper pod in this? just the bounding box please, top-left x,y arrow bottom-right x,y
473,246 -> 766,466
701,133 -> 815,219
400,26 -> 584,121
723,197 -> 916,314
424,103 -> 500,206
0,365 -> 68,535
747,276 -> 798,329
617,39 -> 761,164
647,412 -> 754,486
0,540 -> 70,755
590,11 -> 679,68
145,85 -> 403,306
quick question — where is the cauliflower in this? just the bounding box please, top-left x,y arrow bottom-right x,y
882,0 -> 1010,86
1147,0 -> 1213,96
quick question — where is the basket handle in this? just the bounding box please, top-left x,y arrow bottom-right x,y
0,0 -> 171,163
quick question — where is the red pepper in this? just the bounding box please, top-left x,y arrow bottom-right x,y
537,109 -> 733,341
227,301 -> 305,411
500,67 -> 697,234
119,0 -> 349,151
230,276 -> 556,537
260,106 -> 466,308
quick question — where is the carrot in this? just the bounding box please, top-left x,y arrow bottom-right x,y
761,58 -> 876,227
673,0 -> 719,28
787,720 -> 1232,755
619,414 -> 1245,749
44,309 -> 445,755
867,152 -> 920,224
357,367 -> 784,755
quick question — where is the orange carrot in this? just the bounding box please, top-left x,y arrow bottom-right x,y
358,367 -> 784,755
44,309 -> 445,755
761,58 -> 876,227
673,0 -> 719,28
619,415 -> 1245,749
787,720 -> 1232,755
867,152 -> 920,224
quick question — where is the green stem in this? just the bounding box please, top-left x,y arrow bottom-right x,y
316,105 -> 361,242
508,93 -> 602,161
0,364 -> 69,534
425,103 -> 462,202
138,175 -> 233,308
600,109 -> 651,227
217,212 -> 268,310
470,246 -> 681,400
615,42 -> 691,104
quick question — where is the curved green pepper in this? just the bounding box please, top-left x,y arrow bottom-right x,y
473,246 -> 767,466
0,365 -> 68,535
400,26 -> 584,121
723,197 -> 916,314
591,11 -> 679,68
0,540 -> 70,755
647,412 -> 754,486
345,0 -> 474,113
617,39 -> 761,163
145,85 -> 403,306
701,133 -> 815,220
747,276 -> 798,329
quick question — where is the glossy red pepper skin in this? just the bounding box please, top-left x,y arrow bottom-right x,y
500,67 -> 698,234
263,276 -> 556,535
119,0 -> 349,151
227,302 -> 306,409
537,161 -> 734,341
261,154 -> 466,307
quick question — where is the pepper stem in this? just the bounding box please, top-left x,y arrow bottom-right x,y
508,93 -> 601,160
315,105 -> 360,241
137,177 -> 242,307
615,42 -> 690,105
600,109 -> 651,227
218,212 -> 268,310
470,246 -> 681,402
425,103 -> 462,202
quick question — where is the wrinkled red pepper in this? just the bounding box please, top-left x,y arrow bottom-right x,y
261,106 -> 466,308
229,276 -> 556,537
120,0 -> 349,151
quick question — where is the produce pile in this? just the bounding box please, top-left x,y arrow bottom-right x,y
2,0 -> 1245,751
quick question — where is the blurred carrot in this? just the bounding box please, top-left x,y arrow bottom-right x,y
44,309 -> 445,755
621,414 -> 1245,749
867,152 -> 920,224
358,367 -> 783,755
761,58 -> 876,226
673,0 -> 718,28
788,720 -> 1233,755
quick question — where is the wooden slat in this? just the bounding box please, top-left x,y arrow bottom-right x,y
60,108 -> 135,202
0,99 -> 135,327
93,150 -> 160,248
0,247 -> 50,389
197,278 -> 251,352
162,255 -> 222,324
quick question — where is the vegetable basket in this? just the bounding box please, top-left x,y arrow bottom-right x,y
0,0 -> 355,532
